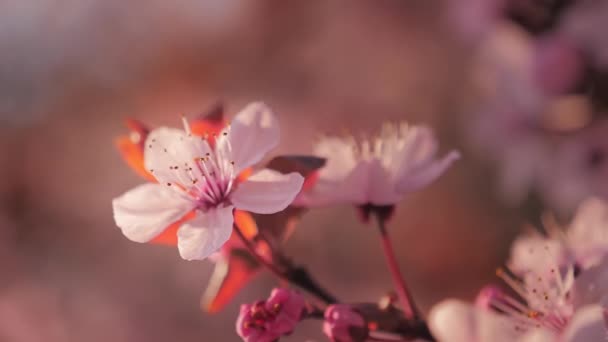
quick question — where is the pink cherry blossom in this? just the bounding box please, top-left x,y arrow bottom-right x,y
236,288 -> 306,342
112,102 -> 304,260
296,122 -> 459,207
323,304 -> 367,342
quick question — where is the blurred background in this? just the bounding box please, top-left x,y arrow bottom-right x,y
2,0 -> 606,341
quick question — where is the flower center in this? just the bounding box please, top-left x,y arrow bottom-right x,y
491,247 -> 575,335
243,301 -> 281,331
149,116 -> 238,211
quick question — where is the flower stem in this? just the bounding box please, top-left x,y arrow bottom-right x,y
374,214 -> 420,320
233,224 -> 338,304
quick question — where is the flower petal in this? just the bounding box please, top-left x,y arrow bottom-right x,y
144,127 -> 212,185
112,183 -> 195,243
574,257 -> 608,309
428,300 -> 518,342
568,197 -> 608,267
519,329 -> 557,342
216,102 -> 279,173
396,150 -> 460,194
295,161 -> 370,206
313,137 -> 358,180
231,169 -> 304,214
562,305 -> 606,342
177,206 -> 234,260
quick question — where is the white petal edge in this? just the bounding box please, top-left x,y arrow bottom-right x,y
216,102 -> 280,174
231,169 -> 304,214
177,206 -> 234,261
112,183 -> 195,243
396,150 -> 460,194
295,161 -> 371,207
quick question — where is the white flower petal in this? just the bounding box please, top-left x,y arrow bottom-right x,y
428,300 -> 518,342
216,102 -> 279,173
112,183 -> 195,243
392,126 -> 437,170
177,206 -> 234,261
368,159 -> 402,205
396,150 -> 460,194
295,161 -> 371,207
562,305 -> 606,342
144,127 -> 212,185
313,137 -> 358,180
231,169 -> 304,214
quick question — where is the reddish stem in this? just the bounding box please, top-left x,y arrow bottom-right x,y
233,224 -> 286,277
233,224 -> 338,304
375,215 -> 420,320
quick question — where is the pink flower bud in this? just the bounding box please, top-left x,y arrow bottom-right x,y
236,288 -> 306,342
323,305 -> 368,342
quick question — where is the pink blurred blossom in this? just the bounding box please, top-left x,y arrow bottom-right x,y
541,121 -> 608,214
533,35 -> 584,96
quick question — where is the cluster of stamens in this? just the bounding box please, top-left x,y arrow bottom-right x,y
146,117 -> 238,210
241,301 -> 282,331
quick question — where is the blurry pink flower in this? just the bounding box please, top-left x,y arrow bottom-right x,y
322,305 -> 368,342
429,300 -> 606,342
542,122 -> 608,215
445,0 -> 505,44
296,123 -> 459,207
561,0 -> 608,68
532,35 -> 583,96
450,209 -> 608,341
236,288 -> 306,342
112,102 -> 304,260
507,198 -> 608,275
468,23 -> 594,211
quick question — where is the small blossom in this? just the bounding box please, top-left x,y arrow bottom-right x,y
236,288 -> 306,342
323,305 -> 368,342
296,122 -> 459,208
112,102 -> 304,260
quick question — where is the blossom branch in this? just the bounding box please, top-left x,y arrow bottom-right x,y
233,223 -> 339,304
374,213 -> 420,320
